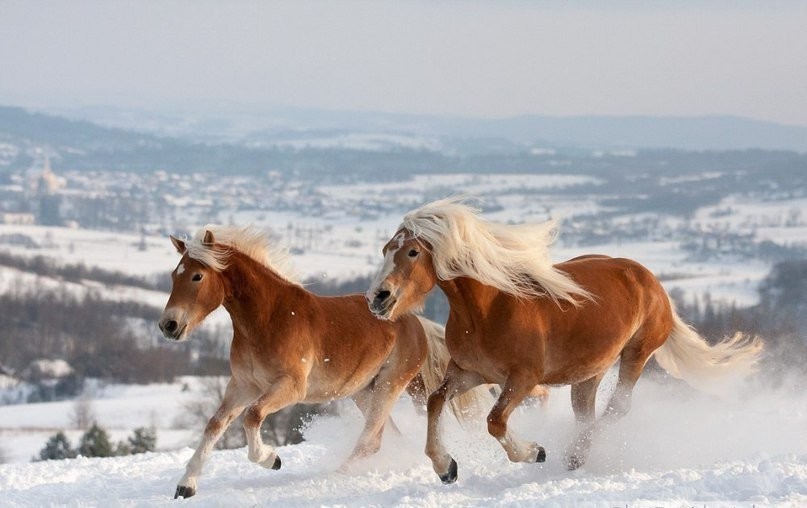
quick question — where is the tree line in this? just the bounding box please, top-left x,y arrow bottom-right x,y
669,259 -> 807,381
37,424 -> 156,461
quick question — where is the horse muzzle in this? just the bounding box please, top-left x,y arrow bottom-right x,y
159,313 -> 188,341
367,288 -> 397,320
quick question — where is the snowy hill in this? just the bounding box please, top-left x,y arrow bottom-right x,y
1,375 -> 805,507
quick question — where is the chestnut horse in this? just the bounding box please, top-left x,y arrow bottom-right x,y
366,198 -> 762,484
158,226 -> 484,498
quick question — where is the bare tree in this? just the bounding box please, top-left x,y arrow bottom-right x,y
70,394 -> 96,430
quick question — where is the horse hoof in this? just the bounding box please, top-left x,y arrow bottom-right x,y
534,446 -> 546,463
174,485 -> 196,499
271,455 -> 282,470
439,458 -> 458,484
567,454 -> 584,471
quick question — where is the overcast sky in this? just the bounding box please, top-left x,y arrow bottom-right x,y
1,1 -> 806,125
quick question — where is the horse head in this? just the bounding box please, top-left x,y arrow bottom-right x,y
366,229 -> 437,321
159,230 -> 227,341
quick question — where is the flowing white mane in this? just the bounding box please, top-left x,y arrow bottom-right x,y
400,197 -> 592,306
184,225 -> 300,285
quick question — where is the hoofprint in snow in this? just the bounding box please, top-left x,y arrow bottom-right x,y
0,374 -> 805,507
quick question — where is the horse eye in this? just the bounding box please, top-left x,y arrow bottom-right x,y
192,273 -> 203,282
408,249 -> 419,258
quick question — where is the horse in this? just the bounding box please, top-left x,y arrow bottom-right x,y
158,225 -> 485,498
365,197 -> 763,484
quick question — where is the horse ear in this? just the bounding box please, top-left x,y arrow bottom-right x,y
203,230 -> 215,245
170,235 -> 186,254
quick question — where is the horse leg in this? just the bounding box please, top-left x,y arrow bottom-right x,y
346,373 -> 413,464
425,360 -> 486,484
351,385 -> 401,445
603,347 -> 650,420
243,375 -> 303,470
406,373 -> 428,412
175,379 -> 251,499
487,370 -> 546,464
567,373 -> 605,471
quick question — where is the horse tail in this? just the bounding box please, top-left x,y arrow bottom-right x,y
416,316 -> 491,426
653,299 -> 763,391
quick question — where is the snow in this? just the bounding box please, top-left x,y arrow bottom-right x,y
0,375 -> 805,506
2,178 -> 807,504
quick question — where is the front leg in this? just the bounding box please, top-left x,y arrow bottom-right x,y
244,374 -> 305,470
425,360 -> 485,484
487,370 -> 546,464
175,378 -> 252,499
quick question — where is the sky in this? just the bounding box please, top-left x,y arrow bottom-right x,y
1,1 -> 806,125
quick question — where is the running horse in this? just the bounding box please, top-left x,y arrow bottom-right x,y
158,226 -> 483,498
366,198 -> 762,484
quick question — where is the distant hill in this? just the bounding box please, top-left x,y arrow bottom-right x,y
452,114 -> 807,152
1,105 -> 806,179
54,105 -> 807,152
0,105 -> 163,152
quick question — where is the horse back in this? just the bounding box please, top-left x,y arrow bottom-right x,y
542,255 -> 673,381
450,255 -> 673,386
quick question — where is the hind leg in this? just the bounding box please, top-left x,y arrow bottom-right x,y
345,363 -> 418,465
604,347 -> 652,420
405,373 -> 428,413
348,382 -> 405,462
567,373 -> 604,470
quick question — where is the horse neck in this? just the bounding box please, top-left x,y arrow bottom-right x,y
437,276 -> 500,329
220,252 -> 301,331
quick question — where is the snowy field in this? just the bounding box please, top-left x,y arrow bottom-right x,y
2,177 -> 807,506
1,372 -> 806,507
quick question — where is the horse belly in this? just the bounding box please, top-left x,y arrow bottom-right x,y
541,331 -> 630,385
303,369 -> 374,403
302,347 -> 391,403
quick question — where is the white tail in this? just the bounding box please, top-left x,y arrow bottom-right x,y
416,316 -> 491,425
653,301 -> 763,392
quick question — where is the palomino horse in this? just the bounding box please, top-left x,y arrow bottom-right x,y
158,226 -> 483,498
366,198 -> 762,484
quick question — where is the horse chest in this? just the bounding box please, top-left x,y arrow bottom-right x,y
446,329 -> 504,381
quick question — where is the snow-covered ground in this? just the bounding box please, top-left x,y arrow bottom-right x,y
2,176 -> 807,505
0,374 -> 805,507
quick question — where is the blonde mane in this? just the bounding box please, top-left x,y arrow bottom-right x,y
184,225 -> 300,285
400,197 -> 592,306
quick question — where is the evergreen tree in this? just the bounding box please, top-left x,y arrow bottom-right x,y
115,441 -> 132,456
37,431 -> 76,461
127,426 -> 157,454
77,423 -> 114,458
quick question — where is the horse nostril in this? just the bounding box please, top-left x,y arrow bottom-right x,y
164,320 -> 178,334
374,290 -> 391,303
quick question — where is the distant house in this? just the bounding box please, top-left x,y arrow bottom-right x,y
22,359 -> 74,382
21,359 -> 78,401
1,212 -> 35,225
0,363 -> 19,390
